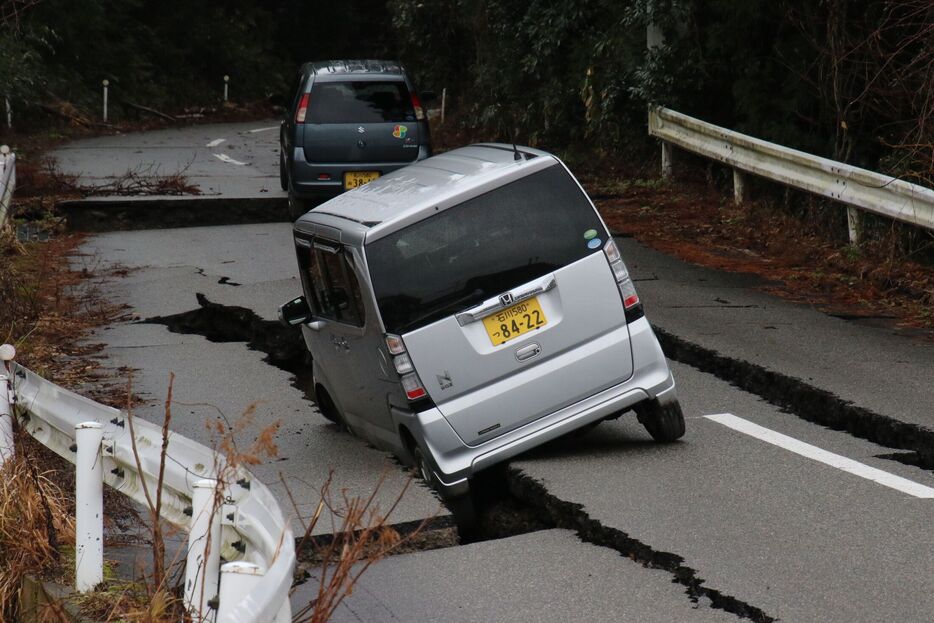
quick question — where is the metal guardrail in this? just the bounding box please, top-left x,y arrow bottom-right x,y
0,351 -> 294,621
0,145 -> 15,229
648,106 -> 934,243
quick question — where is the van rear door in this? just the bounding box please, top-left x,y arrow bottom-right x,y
302,80 -> 420,164
366,164 -> 634,446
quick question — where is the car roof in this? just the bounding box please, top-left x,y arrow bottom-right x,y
303,60 -> 404,77
295,144 -> 560,244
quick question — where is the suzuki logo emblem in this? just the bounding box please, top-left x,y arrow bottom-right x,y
357,126 -> 366,133
499,292 -> 514,306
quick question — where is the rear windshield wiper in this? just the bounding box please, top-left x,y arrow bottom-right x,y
397,289 -> 485,334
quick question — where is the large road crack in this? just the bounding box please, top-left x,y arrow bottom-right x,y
654,326 -> 934,455
506,468 -> 777,622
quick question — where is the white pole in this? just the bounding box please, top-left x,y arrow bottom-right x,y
217,561 -> 262,619
661,142 -> 672,178
223,75 -> 229,102
186,478 -> 221,620
733,168 -> 746,205
441,87 -> 447,124
847,207 -> 861,245
75,421 -> 104,592
4,97 -> 10,130
0,344 -> 16,466
102,80 -> 109,123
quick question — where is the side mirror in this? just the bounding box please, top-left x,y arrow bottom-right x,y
278,295 -> 312,327
420,90 -> 437,104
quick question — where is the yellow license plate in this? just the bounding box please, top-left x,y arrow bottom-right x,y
483,297 -> 547,346
344,171 -> 380,189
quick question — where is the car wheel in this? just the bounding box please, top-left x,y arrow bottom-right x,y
316,387 -> 348,431
279,150 -> 288,191
412,445 -> 477,536
634,397 -> 686,442
288,194 -> 311,221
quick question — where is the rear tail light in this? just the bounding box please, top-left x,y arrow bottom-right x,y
603,240 -> 644,323
295,93 -> 310,123
385,334 -> 431,403
401,373 -> 427,400
411,92 -> 425,121
392,352 -> 415,375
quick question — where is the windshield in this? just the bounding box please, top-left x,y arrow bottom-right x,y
366,164 -> 607,334
307,80 -> 415,124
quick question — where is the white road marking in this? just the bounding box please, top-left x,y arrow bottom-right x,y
248,126 -> 278,133
213,153 -> 247,166
206,138 -> 226,148
705,413 -> 934,499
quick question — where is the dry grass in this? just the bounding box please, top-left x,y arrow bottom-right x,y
289,471 -> 434,623
0,436 -> 76,618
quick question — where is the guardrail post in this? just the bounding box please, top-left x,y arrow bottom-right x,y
733,169 -> 746,205
846,207 -> 861,245
661,142 -> 673,178
75,421 -> 104,592
0,344 -> 15,466
223,75 -> 229,102
186,478 -> 221,619
217,561 -> 262,619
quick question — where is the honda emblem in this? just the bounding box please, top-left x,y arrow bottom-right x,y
499,292 -> 514,306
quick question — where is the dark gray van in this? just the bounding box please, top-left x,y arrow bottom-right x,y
279,145 -> 684,525
279,60 -> 434,220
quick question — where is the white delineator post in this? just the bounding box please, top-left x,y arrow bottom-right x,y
441,87 -> 447,124
102,80 -> 109,122
0,344 -> 16,466
75,421 -> 104,592
186,478 -> 221,619
223,75 -> 229,102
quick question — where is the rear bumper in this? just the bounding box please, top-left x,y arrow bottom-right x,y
392,316 -> 675,498
290,146 -> 430,198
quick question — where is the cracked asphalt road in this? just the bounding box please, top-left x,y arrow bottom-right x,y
71,123 -> 934,622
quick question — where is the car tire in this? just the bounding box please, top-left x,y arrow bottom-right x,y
316,387 -> 348,431
288,194 -> 311,221
279,150 -> 288,191
413,445 -> 477,536
635,397 -> 686,442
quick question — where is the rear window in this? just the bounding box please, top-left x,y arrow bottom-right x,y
366,165 -> 607,334
307,81 -> 415,124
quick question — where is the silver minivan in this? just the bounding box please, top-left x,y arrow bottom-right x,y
279,144 -> 684,523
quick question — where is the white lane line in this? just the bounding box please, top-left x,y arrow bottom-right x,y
206,138 -> 226,148
705,413 -> 934,499
248,126 -> 278,133
213,153 -> 247,166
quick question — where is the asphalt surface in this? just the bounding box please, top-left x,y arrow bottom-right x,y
80,223 -> 446,534
66,122 -> 933,622
53,120 -> 285,199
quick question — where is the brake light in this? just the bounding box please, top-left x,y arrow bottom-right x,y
401,373 -> 427,400
385,334 -> 430,402
295,93 -> 310,123
411,92 -> 424,121
603,240 -> 644,322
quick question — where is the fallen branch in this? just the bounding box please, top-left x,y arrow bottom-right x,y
124,101 -> 177,122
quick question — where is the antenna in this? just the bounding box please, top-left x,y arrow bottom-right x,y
513,143 -> 521,161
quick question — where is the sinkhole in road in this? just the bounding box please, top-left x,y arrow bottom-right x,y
143,294 -> 553,545
145,295 -> 779,620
